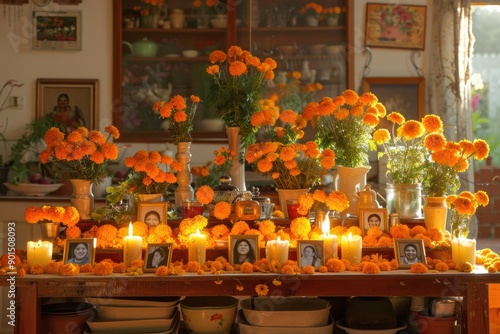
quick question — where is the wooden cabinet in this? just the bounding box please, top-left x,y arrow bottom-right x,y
112,0 -> 352,143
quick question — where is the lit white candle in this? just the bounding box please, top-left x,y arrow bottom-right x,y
266,237 -> 289,264
123,222 -> 142,267
452,237 -> 476,267
321,216 -> 338,260
341,232 -> 362,264
27,240 -> 52,267
188,229 -> 207,264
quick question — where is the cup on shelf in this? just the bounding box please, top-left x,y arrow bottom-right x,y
286,199 -> 306,219
260,203 -> 275,219
182,199 -> 204,218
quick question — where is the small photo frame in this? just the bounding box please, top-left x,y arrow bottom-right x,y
297,240 -> 324,269
63,238 -> 96,266
137,202 -> 168,227
33,11 -> 82,50
143,243 -> 173,272
359,208 -> 388,233
365,3 -> 427,50
394,238 -> 427,269
228,235 -> 260,266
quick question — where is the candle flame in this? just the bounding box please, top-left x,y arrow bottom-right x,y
321,216 -> 330,235
347,232 -> 352,240
277,236 -> 281,241
37,240 -> 42,247
196,228 -> 200,235
128,222 -> 133,237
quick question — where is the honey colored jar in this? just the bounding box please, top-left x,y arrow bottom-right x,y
233,191 -> 261,221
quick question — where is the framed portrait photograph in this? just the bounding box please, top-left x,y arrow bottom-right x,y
394,238 -> 427,269
32,11 -> 82,50
63,238 -> 96,266
228,235 -> 259,266
137,202 -> 168,227
365,3 -> 427,50
143,243 -> 173,272
297,240 -> 324,269
36,78 -> 99,130
362,77 -> 425,122
359,208 -> 388,234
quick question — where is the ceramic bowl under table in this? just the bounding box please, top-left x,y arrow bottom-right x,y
180,296 -> 238,334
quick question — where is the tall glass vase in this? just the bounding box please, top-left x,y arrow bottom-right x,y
386,183 -> 422,219
226,126 -> 246,191
334,165 -> 370,216
175,141 -> 194,208
70,179 -> 94,220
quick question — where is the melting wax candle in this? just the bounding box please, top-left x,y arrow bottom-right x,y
320,216 -> 338,260
27,240 -> 53,267
452,237 -> 476,267
265,236 -> 289,264
123,222 -> 142,267
341,232 -> 362,264
188,229 -> 207,264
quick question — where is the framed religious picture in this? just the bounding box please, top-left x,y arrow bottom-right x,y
143,243 -> 173,272
297,240 -> 324,269
228,235 -> 259,266
362,77 -> 425,123
359,208 -> 388,234
394,238 -> 427,269
137,202 -> 168,227
63,238 -> 96,266
36,78 -> 99,131
32,11 -> 82,50
365,3 -> 427,50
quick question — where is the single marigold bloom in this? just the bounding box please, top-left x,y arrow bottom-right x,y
390,224 -> 411,239
422,114 -> 443,133
301,265 -> 316,274
410,263 -> 428,273
435,262 -> 449,272
155,266 -> 170,276
473,139 -> 489,160
92,262 -> 114,275
362,262 -> 381,274
240,262 -> 254,273
255,283 -> 269,296
60,263 -> 80,276
326,258 -> 346,272
400,120 -> 425,140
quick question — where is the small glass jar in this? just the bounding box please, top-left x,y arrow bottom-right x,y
233,192 -> 260,221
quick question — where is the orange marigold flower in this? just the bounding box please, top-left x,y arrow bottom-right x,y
473,139 -> 489,160
255,283 -> 269,296
301,265 -> 316,274
280,264 -> 295,274
373,129 -> 390,145
326,258 -> 346,272
390,224 -> 411,239
214,201 -> 232,220
60,263 -> 80,276
410,263 -> 428,273
400,120 -> 425,140
362,262 -> 381,274
435,262 -> 449,272
422,114 -> 443,133
155,266 -> 170,276
195,185 -> 215,205
240,262 -> 254,273
387,112 -> 405,125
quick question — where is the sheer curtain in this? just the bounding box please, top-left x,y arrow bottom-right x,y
427,0 -> 474,191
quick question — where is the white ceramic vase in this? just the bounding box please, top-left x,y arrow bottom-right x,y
334,165 -> 370,216
226,126 -> 246,191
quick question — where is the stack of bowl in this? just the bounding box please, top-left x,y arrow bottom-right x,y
84,297 -> 180,334
237,297 -> 334,334
180,296 -> 239,334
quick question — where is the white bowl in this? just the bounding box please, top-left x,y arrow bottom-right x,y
182,50 -> 199,58
87,296 -> 180,307
336,319 -> 407,334
180,296 -> 238,334
96,303 -> 178,321
238,310 -> 334,334
240,297 -> 331,327
87,309 -> 179,333
85,310 -> 180,334
210,16 -> 227,28
4,182 -> 64,196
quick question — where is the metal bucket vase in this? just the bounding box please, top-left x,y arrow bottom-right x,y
39,221 -> 60,241
385,183 -> 422,219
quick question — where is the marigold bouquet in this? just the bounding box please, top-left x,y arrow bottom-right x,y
297,189 -> 349,216
298,2 -> 324,18
123,150 -> 180,194
40,126 -> 120,184
191,147 -> 235,188
322,6 -> 342,19
206,45 -> 277,147
133,0 -> 165,16
303,89 -> 384,168
245,109 -> 336,189
447,190 -> 489,238
422,135 -> 489,197
24,205 -> 80,227
372,113 -> 441,184
152,94 -> 201,144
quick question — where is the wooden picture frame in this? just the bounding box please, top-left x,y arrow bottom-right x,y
359,208 -> 388,234
365,3 -> 427,50
63,238 -> 96,266
32,11 -> 82,50
137,202 -> 168,227
143,243 -> 173,272
362,77 -> 425,122
36,78 -> 99,130
228,235 -> 259,266
394,238 -> 427,269
297,240 -> 324,269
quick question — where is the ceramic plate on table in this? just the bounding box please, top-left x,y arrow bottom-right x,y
335,319 -> 407,334
3,182 -> 64,196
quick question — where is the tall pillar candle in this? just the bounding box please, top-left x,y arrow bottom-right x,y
123,223 -> 143,267
188,229 -> 207,264
452,237 -> 476,267
341,233 -> 362,264
27,240 -> 53,267
321,216 -> 338,260
265,237 -> 289,264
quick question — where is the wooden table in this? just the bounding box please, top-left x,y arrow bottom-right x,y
2,270 -> 499,334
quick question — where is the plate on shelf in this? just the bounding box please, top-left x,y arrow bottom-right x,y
164,54 -> 180,58
3,182 -> 64,196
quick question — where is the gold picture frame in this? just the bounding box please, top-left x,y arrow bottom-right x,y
137,202 -> 168,227
143,243 -> 173,272
63,238 -> 96,266
359,207 -> 388,234
297,240 -> 324,269
228,235 -> 259,266
394,238 -> 427,269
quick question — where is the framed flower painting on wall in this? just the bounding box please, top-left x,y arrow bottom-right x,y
36,78 -> 98,131
32,11 -> 82,50
365,3 -> 427,50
